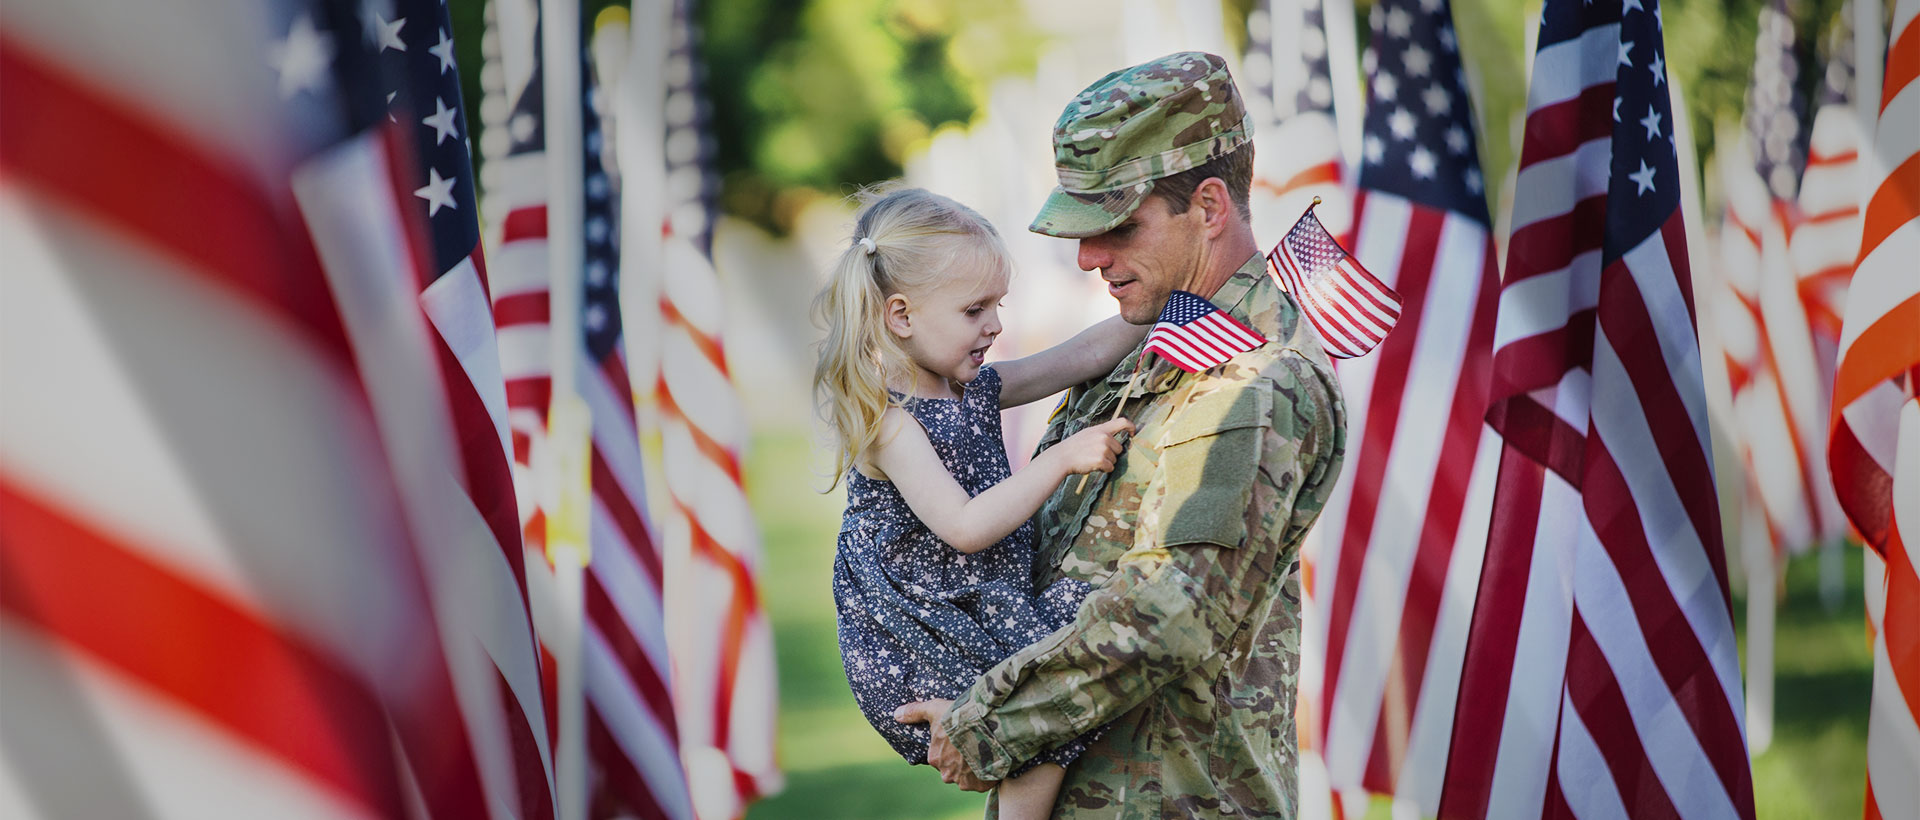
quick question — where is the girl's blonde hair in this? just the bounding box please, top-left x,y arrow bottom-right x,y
812,185 -> 1012,488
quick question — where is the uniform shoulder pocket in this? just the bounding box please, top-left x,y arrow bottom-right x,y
1150,379 -> 1274,549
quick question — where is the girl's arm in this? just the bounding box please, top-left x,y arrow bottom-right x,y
868,408 -> 1132,553
994,315 -> 1149,409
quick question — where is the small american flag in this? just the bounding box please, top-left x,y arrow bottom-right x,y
1267,203 -> 1402,358
1144,290 -> 1268,372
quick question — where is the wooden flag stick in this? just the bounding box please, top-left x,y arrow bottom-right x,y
1075,367 -> 1144,493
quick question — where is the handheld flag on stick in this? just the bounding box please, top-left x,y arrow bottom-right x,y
1144,290 -> 1270,372
1267,200 -> 1402,358
1075,290 -> 1266,492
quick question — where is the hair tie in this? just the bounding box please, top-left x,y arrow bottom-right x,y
857,237 -> 877,255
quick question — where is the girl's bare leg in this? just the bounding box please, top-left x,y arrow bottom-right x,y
996,762 -> 1065,820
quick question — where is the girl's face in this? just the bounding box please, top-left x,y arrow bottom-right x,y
892,260 -> 1008,399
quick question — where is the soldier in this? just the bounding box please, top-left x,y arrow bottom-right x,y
893,51 -> 1348,818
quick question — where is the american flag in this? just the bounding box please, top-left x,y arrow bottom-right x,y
1299,0 -> 1500,811
480,3 -> 695,817
482,0 -> 557,559
1830,2 -> 1920,816
1790,7 -> 1865,353
1267,202 -> 1402,359
1712,0 -> 1845,557
573,31 -> 697,820
644,1 -> 783,814
1244,0 -> 1355,245
1142,290 -> 1269,372
1440,0 -> 1756,817
2,0 -> 542,816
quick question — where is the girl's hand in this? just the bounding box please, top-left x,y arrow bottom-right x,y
1053,418 -> 1134,475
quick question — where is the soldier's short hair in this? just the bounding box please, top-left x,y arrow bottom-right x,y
1147,142 -> 1255,223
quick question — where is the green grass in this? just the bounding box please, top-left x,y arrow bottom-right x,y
746,430 -> 988,820
742,429 -> 1873,818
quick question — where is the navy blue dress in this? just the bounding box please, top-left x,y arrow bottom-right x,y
832,365 -> 1095,769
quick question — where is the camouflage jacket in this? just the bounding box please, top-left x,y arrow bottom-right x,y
940,254 -> 1347,818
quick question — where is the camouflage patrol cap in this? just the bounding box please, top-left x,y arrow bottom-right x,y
1030,51 -> 1250,239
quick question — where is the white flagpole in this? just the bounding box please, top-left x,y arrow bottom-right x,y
1322,0 -> 1364,172
541,0 -> 588,816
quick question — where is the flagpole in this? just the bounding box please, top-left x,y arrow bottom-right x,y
1321,0 -> 1364,171
542,0 -> 588,816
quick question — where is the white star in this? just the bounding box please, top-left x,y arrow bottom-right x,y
414,167 -> 457,215
374,14 -> 406,52
1613,96 -> 1622,122
586,216 -> 609,243
984,604 -> 998,616
429,28 -> 456,74
1624,0 -> 1644,12
510,112 -> 537,143
1404,45 -> 1432,77
585,303 -> 606,331
1365,134 -> 1386,165
1639,106 -> 1663,141
1445,124 -> 1470,154
1650,51 -> 1666,86
1423,84 -> 1451,114
269,14 -> 334,99
1465,167 -> 1484,193
386,91 -> 397,123
1389,107 -> 1417,140
1420,0 -> 1442,11
1386,7 -> 1412,38
1629,159 -> 1657,195
1618,39 -> 1634,68
1373,72 -> 1398,101
422,97 -> 458,144
1409,146 -> 1437,179
586,260 -> 609,285
1439,26 -> 1457,52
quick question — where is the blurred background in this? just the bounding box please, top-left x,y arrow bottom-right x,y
438,0 -> 1879,817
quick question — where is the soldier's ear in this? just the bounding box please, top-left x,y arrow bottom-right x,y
1193,177 -> 1232,239
885,293 -> 913,339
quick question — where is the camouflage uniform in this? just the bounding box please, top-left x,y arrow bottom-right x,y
937,53 -> 1349,819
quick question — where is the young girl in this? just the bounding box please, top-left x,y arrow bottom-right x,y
813,187 -> 1144,818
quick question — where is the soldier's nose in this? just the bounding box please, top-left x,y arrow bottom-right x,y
1076,239 -> 1109,273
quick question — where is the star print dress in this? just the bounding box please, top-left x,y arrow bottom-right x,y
833,365 -> 1096,769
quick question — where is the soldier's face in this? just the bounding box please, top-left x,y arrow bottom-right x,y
893,264 -> 1008,398
1077,195 -> 1206,324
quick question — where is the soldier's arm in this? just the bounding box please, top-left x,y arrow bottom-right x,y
939,364 -> 1334,779
994,315 -> 1147,409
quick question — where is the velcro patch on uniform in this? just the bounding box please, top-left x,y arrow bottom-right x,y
1152,382 -> 1272,548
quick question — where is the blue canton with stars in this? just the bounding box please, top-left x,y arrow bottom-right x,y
1600,0 -> 1682,264
580,51 -> 623,361
263,1 -> 481,281
1358,0 -> 1491,226
368,0 -> 482,280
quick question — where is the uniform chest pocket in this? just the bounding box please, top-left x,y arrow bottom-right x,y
1149,383 -> 1273,550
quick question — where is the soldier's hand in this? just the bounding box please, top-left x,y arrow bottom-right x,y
895,699 -> 997,792
1055,418 -> 1134,475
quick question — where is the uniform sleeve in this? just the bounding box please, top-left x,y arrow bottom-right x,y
940,365 -> 1329,779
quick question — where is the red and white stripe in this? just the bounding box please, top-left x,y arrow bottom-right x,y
1269,225 -> 1402,359
0,5 -> 494,817
1715,133 -> 1846,556
1792,98 -> 1865,350
654,237 -> 783,819
1143,307 -> 1267,372
1305,187 -> 1501,811
1438,9 -> 1755,818
1832,2 -> 1920,815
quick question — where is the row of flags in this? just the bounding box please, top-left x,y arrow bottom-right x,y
0,0 -> 776,818
1236,0 -> 1916,817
